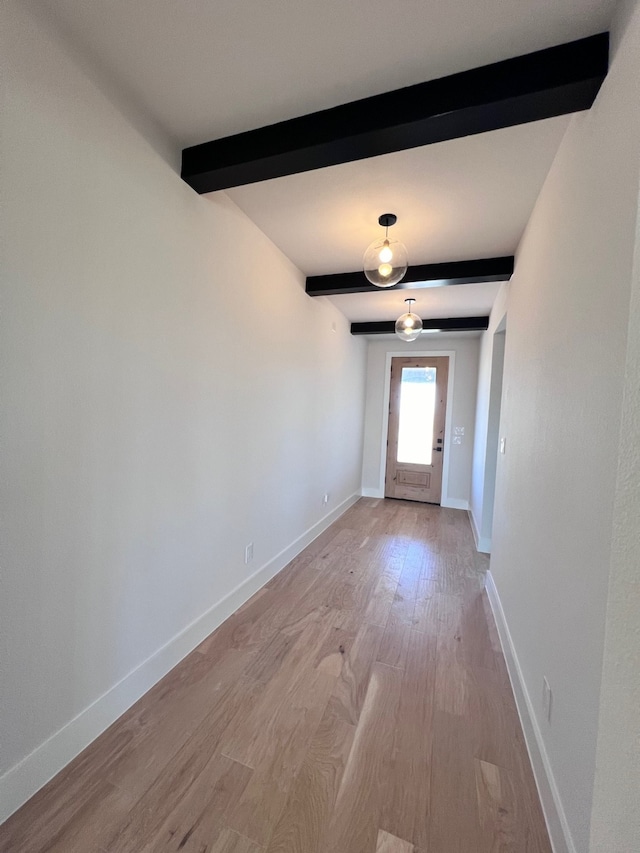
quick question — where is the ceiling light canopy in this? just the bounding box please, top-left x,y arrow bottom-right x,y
395,298 -> 423,342
363,213 -> 408,288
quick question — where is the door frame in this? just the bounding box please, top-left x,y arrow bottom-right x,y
376,350 -> 457,507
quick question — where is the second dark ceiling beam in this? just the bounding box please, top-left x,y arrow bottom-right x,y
305,256 -> 514,296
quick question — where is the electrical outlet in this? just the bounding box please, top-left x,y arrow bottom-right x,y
322,493 -> 329,505
543,676 -> 552,722
244,543 -> 254,565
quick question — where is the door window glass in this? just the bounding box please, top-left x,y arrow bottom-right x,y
397,367 -> 436,465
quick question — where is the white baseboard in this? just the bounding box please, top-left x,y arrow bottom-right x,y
361,487 -> 384,499
484,571 -> 575,853
468,508 -> 492,553
0,492 -> 361,825
440,497 -> 469,510
360,490 -> 471,510
360,491 -> 471,510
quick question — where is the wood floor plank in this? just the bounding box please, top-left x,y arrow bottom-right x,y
376,589 -> 415,670
105,678 -> 260,853
243,584 -> 336,686
25,780 -> 135,853
376,828 -> 415,853
325,576 -> 361,622
224,667 -> 336,846
380,630 -> 436,849
321,662 -> 403,853
195,588 -> 283,656
374,533 -> 411,576
396,553 -> 424,603
435,591 -> 463,641
1,499 -> 551,853
244,629 -> 300,685
429,710 -> 482,853
475,754 -> 551,852
412,578 -> 439,635
265,706 -> 355,853
0,756 -> 123,853
314,625 -> 355,677
307,527 -> 364,574
207,828 -> 265,852
224,587 -> 271,621
220,619 -> 335,767
0,647 -> 256,852
265,554 -> 316,593
330,562 -> 383,634
466,667 -> 520,772
363,569 -> 399,628
106,645 -> 259,799
328,622 -> 385,726
460,590 -> 502,672
475,758 -> 520,852
434,632 -> 468,716
137,754 -> 252,853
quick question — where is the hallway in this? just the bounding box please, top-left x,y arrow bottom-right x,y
0,500 -> 551,852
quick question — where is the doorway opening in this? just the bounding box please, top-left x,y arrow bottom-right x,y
385,356 -> 449,504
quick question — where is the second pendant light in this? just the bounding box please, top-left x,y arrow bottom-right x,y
395,298 -> 423,342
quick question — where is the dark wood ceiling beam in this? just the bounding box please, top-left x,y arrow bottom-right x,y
181,33 -> 608,194
351,317 -> 490,335
306,256 -> 514,296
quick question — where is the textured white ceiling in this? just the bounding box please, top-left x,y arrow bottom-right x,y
28,0 -> 613,324
327,282 -> 503,324
224,118 -> 570,277
31,0 -> 613,148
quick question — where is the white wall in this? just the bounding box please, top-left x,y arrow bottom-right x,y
0,2 -> 367,820
487,1 -> 640,850
470,284 -> 508,550
589,48 -> 640,848
361,335 -> 480,507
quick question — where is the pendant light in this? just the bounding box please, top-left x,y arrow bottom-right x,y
395,298 -> 423,342
363,213 -> 408,287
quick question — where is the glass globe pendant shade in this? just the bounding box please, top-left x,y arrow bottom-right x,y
395,299 -> 423,342
363,237 -> 409,287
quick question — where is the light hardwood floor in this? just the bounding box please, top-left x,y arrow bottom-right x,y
0,499 -> 552,853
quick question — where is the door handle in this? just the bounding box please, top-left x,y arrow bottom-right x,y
433,447 -> 443,452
